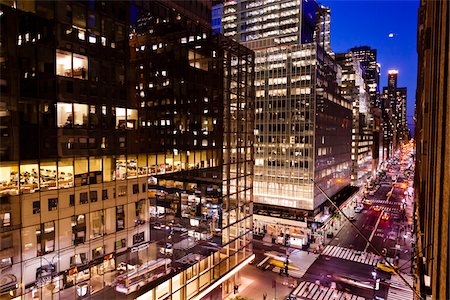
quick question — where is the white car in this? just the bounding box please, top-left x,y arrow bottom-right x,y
354,206 -> 364,213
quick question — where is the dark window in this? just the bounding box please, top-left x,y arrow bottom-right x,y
72,215 -> 86,246
69,194 -> 75,206
142,183 -> 146,193
80,192 -> 88,204
102,189 -> 108,200
33,201 -> 41,214
48,198 -> 58,211
132,184 -> 139,194
89,191 -> 98,202
0,235 -> 13,251
116,206 -> 125,231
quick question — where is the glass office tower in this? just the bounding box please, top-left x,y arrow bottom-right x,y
221,0 -> 351,246
0,1 -> 254,299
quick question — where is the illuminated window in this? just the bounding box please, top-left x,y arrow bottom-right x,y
56,102 -> 73,128
56,50 -> 88,80
73,103 -> 88,128
188,50 -> 208,71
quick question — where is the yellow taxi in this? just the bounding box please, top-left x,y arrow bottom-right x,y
373,205 -> 382,212
376,262 -> 398,274
362,199 -> 373,206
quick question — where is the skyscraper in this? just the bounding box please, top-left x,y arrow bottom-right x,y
0,1 -> 254,299
414,0 -> 450,298
349,46 -> 380,108
383,70 -> 408,149
336,52 -> 373,186
221,0 -> 352,246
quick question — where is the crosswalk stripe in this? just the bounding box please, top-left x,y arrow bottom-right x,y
298,282 -> 310,296
321,245 -> 377,266
293,281 -> 306,295
323,246 -> 332,256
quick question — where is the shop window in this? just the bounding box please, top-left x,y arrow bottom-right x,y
69,194 -> 75,206
58,159 -> 74,188
40,161 -> 57,190
37,221 -> 55,255
102,189 -> 108,200
0,212 -> 11,227
72,215 -> 86,246
33,200 -> 41,214
20,163 -> 39,193
89,191 -> 97,202
132,232 -> 144,245
73,103 -> 88,128
70,253 -> 87,267
127,158 -> 137,178
116,206 -> 125,231
0,163 -> 18,196
115,159 -> 126,180
132,184 -> 138,194
48,198 -> 58,211
80,192 -> 88,204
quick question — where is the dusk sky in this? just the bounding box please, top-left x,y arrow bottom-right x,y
321,0 -> 419,134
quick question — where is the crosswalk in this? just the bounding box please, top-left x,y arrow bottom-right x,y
291,281 -> 365,300
369,199 -> 401,205
387,275 -> 414,300
378,206 -> 400,212
321,245 -> 378,266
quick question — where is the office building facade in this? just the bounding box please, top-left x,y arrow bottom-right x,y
383,70 -> 408,150
221,0 -> 351,246
336,52 -> 373,186
414,0 -> 450,298
0,1 -> 254,299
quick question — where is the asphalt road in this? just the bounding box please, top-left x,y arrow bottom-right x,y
301,256 -> 390,299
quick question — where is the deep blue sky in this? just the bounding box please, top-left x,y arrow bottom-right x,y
320,0 -> 419,134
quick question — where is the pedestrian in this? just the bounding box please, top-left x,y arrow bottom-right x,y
263,292 -> 267,300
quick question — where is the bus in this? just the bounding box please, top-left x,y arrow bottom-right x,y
114,258 -> 172,294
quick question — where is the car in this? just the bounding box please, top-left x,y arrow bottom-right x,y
354,206 -> 364,213
376,262 -> 398,274
348,216 -> 356,222
381,213 -> 390,221
369,190 -> 375,196
362,199 -> 373,206
373,205 -> 382,212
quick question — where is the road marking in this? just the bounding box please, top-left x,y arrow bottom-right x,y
365,211 -> 383,252
256,256 -> 269,268
321,245 -> 377,266
294,281 -> 366,300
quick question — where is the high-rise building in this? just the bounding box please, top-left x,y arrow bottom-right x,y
335,52 -> 373,186
414,0 -> 450,298
349,46 -> 380,108
221,0 -> 352,245
348,46 -> 382,172
0,1 -> 254,299
383,70 -> 408,149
